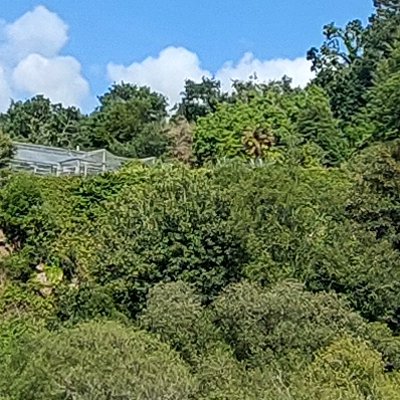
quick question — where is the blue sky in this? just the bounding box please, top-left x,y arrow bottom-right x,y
0,1 -> 374,111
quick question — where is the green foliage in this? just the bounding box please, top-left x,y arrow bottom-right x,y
2,159 -> 400,397
87,164 -> 249,316
0,315 -> 46,399
295,85 -> 348,164
0,320 -> 194,400
0,95 -> 84,148
356,39 -> 400,144
346,140 -> 400,248
0,86 -> 170,159
193,84 -> 298,164
297,336 -> 400,399
309,1 -> 400,130
218,162 -> 343,285
174,77 -> 227,122
54,282 -> 123,325
83,83 -> 169,158
194,348 -> 258,400
0,131 -> 15,168
0,174 -> 55,251
304,222 -> 400,326
212,280 -> 368,368
0,281 -> 54,321
214,161 -> 400,326
140,281 -> 222,365
307,20 -> 367,121
4,4 -> 400,397
367,322 -> 400,371
193,82 -> 345,165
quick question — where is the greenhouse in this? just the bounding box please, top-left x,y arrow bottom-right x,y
10,142 -> 155,176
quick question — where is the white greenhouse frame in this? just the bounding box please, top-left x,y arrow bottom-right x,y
10,142 -> 156,176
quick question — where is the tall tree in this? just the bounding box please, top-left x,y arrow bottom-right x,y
174,77 -> 226,122
0,95 -> 84,149
193,80 -> 343,165
83,83 -> 169,158
307,20 -> 367,122
309,1 -> 400,125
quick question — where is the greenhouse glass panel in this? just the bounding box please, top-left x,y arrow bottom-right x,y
10,142 -> 155,176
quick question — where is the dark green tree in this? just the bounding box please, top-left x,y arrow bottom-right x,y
0,95 -> 85,149
309,0 -> 400,126
83,83 -> 169,158
295,85 -> 348,164
89,164 -> 249,316
347,140 -> 400,249
174,77 -> 227,122
356,39 -> 400,143
307,20 -> 367,122
212,280 -> 369,368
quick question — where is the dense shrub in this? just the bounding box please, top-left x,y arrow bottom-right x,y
296,337 -> 400,399
140,281 -> 222,365
0,174 -> 54,251
88,165 -> 250,316
212,281 -> 369,368
0,321 -> 194,400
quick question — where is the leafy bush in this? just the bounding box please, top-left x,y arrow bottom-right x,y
140,281 -> 222,365
212,280 -> 368,368
193,85 -> 298,164
296,337 -> 400,399
0,320 -> 194,400
89,164 -> 249,316
0,130 -> 15,169
0,174 -> 54,251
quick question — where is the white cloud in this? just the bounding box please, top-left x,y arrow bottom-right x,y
108,47 -> 211,105
0,66 -> 12,111
216,53 -> 314,91
3,5 -> 68,62
13,54 -> 90,107
0,5 -> 89,111
107,47 -> 313,106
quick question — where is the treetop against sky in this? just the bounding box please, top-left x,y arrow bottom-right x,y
0,1 -> 373,111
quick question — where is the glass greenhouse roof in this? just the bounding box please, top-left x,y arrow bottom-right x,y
10,142 -> 155,176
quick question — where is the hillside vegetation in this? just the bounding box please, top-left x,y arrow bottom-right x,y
3,1 -> 400,399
